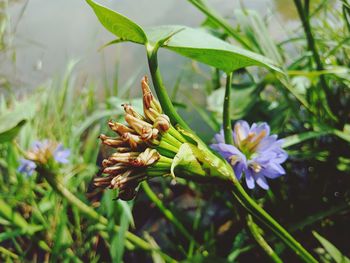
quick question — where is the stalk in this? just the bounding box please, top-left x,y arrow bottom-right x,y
146,44 -> 190,130
223,72 -> 233,145
247,214 -> 283,263
229,175 -> 318,263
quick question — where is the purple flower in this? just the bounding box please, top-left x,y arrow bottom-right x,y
17,158 -> 37,176
22,140 -> 71,166
211,120 -> 288,190
53,144 -> 70,164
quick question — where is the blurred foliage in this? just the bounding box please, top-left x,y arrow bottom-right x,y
0,0 -> 350,262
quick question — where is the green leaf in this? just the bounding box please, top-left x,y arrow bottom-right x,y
86,0 -> 147,44
0,98 -> 37,143
313,231 -> 350,263
171,143 -> 204,178
145,25 -> 283,73
283,130 -> 332,148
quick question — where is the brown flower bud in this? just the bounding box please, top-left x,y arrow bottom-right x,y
108,120 -> 134,136
93,175 -> 114,187
121,132 -> 144,149
141,76 -> 162,116
108,152 -> 140,165
153,114 -> 170,132
131,148 -> 160,167
99,134 -> 127,148
122,104 -> 145,120
103,164 -> 128,175
125,114 -> 158,141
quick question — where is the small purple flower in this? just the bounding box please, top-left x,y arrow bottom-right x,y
53,144 -> 70,164
20,140 -> 71,166
211,120 -> 288,190
17,158 -> 37,176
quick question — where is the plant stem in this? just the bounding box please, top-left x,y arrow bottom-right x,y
146,44 -> 190,130
246,214 -> 283,263
223,72 -> 233,145
141,182 -> 195,242
221,82 -> 283,262
230,177 -> 318,263
38,167 -> 177,263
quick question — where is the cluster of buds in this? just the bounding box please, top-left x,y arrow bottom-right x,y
95,76 -> 187,200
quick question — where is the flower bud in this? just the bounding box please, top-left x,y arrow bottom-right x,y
141,76 -> 162,118
122,104 -> 145,120
153,114 -> 170,133
99,134 -> 127,148
121,132 -> 144,149
131,148 -> 160,167
125,114 -> 159,141
108,152 -> 140,165
108,120 -> 134,136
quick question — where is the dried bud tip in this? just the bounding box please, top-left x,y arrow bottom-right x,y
154,114 -> 170,132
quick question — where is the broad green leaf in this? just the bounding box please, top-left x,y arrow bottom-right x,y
313,231 -> 350,263
86,0 -> 147,44
0,98 -> 37,143
145,25 -> 283,73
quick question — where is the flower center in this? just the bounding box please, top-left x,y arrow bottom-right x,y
249,162 -> 262,173
235,123 -> 266,159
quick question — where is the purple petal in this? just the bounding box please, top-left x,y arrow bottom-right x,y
53,144 -> 70,164
257,135 -> 277,152
262,163 -> 286,179
214,129 -> 225,143
233,160 -> 247,180
251,122 -> 270,137
245,169 -> 255,189
210,143 -> 243,159
17,159 -> 36,176
233,120 -> 250,144
256,174 -> 269,190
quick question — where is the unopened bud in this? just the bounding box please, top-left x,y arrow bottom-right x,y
103,164 -> 127,175
99,134 -> 126,148
141,76 -> 162,115
122,132 -> 144,149
131,148 -> 160,167
125,114 -> 158,141
122,104 -> 145,120
153,114 -> 170,132
108,152 -> 140,165
108,120 -> 134,136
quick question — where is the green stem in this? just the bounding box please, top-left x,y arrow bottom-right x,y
141,182 -> 195,242
221,80 -> 282,262
146,44 -> 190,130
223,72 -> 233,145
38,167 -> 177,263
230,177 -> 318,263
247,214 -> 283,263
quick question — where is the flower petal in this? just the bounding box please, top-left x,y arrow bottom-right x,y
256,174 -> 269,190
245,169 -> 255,189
